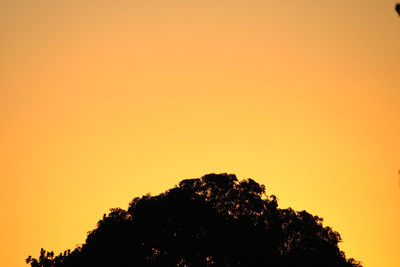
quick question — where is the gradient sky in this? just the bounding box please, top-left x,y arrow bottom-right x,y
1,1 -> 400,266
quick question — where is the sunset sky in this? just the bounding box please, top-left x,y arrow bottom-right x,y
1,1 -> 400,266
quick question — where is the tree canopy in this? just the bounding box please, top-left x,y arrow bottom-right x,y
26,173 -> 362,266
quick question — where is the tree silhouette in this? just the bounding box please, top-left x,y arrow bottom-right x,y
396,3 -> 400,16
26,173 -> 362,266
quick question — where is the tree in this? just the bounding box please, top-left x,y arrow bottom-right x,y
26,173 -> 362,266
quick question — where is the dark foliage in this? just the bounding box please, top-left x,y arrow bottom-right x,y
26,173 -> 362,266
396,3 -> 400,16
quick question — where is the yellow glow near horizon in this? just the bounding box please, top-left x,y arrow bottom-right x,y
1,1 -> 400,266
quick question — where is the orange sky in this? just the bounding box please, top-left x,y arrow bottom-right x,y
1,1 -> 400,266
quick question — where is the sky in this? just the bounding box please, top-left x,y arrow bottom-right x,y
1,1 -> 400,266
